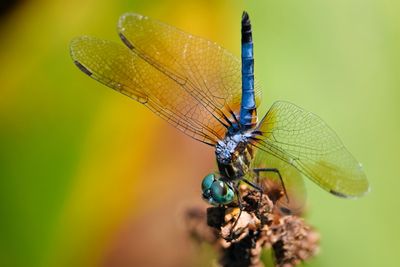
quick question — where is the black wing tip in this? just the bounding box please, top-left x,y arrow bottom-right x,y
329,187 -> 370,199
330,190 -> 351,198
329,175 -> 371,198
118,32 -> 134,50
74,60 -> 92,76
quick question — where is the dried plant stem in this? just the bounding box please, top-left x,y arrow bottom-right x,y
185,185 -> 319,267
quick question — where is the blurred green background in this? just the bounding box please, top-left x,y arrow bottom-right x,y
0,0 -> 399,266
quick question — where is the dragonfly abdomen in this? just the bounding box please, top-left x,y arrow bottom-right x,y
240,11 -> 257,129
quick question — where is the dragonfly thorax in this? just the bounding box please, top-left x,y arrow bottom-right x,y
215,132 -> 254,179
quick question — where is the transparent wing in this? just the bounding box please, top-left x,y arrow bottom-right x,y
117,13 -> 262,126
71,36 -> 230,145
251,149 -> 306,215
253,101 -> 369,198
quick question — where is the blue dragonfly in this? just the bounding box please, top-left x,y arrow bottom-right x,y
70,11 -> 369,210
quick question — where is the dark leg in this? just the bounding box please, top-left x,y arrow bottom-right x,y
253,168 -> 289,202
242,177 -> 263,192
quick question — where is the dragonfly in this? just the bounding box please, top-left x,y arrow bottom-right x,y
70,11 -> 369,210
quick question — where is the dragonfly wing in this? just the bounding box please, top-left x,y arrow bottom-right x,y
253,101 -> 369,198
252,149 -> 306,215
118,13 -> 262,128
71,36 -> 229,145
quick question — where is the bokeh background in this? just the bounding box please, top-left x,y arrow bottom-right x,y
0,0 -> 399,266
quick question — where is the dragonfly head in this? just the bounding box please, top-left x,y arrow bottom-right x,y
201,173 -> 234,205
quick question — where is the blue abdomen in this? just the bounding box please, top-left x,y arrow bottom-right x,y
240,11 -> 257,129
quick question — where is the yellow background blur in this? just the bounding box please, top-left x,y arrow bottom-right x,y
0,0 -> 399,267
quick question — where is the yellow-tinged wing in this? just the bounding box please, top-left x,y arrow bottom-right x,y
252,149 -> 307,215
71,36 -> 222,144
117,13 -> 261,124
71,13 -> 262,145
253,101 -> 369,198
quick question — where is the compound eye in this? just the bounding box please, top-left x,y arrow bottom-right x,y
201,173 -> 216,192
210,181 -> 234,204
201,173 -> 217,204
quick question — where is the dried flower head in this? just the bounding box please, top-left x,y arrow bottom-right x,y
185,184 -> 319,267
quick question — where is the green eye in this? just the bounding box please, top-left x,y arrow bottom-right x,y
202,173 -> 215,192
201,173 -> 217,204
210,181 -> 234,204
201,174 -> 235,205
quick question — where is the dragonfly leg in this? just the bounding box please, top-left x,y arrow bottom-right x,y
253,168 -> 289,202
